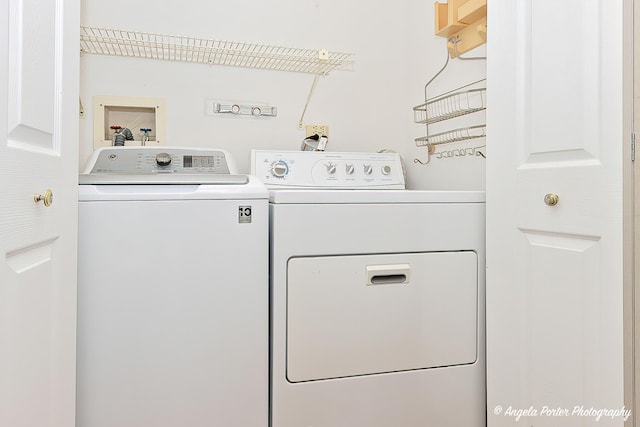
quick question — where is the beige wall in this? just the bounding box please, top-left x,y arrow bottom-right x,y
79,0 -> 486,190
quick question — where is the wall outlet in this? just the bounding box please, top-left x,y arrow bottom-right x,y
305,124 -> 329,137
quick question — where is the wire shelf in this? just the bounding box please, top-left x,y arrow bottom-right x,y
413,88 -> 486,125
415,124 -> 486,147
80,26 -> 355,75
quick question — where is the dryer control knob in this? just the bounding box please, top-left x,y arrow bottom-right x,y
345,163 -> 355,175
271,160 -> 289,178
363,164 -> 373,175
325,162 -> 337,175
155,152 -> 172,166
381,165 -> 392,175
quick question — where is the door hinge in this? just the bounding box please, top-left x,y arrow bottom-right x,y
632,133 -> 636,162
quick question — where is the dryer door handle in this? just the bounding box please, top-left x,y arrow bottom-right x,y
366,264 -> 411,286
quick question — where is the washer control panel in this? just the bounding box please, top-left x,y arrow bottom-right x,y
251,150 -> 405,189
85,147 -> 233,174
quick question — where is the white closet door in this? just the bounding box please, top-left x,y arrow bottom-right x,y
486,0 -> 632,426
0,0 -> 80,426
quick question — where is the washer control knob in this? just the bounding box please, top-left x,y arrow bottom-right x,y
381,165 -> 392,175
271,160 -> 289,178
155,152 -> 172,166
363,164 -> 373,175
345,163 -> 355,175
325,162 -> 337,175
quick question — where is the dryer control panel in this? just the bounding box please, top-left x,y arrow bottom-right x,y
251,150 -> 405,189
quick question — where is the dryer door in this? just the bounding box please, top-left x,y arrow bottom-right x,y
286,251 -> 478,382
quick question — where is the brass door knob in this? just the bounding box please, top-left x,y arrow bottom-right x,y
34,189 -> 53,207
544,193 -> 559,206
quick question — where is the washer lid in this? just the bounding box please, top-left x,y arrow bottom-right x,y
268,189 -> 486,204
79,173 -> 248,185
78,175 -> 268,201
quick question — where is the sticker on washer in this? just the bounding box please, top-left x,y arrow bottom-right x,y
238,206 -> 252,223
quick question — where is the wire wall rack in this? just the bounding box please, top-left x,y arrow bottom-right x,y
80,26 -> 355,75
412,44 -> 486,151
414,124 -> 486,146
413,87 -> 485,125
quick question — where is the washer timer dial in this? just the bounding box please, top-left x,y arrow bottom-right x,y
155,152 -> 172,166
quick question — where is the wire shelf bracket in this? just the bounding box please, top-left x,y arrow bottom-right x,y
80,26 -> 355,75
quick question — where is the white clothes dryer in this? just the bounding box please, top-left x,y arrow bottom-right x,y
77,147 -> 269,427
252,150 -> 486,427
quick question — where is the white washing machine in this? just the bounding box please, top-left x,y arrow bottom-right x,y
77,147 -> 269,427
252,150 -> 486,427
